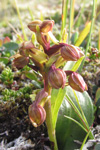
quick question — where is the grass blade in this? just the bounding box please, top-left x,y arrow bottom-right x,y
98,29 -> 100,51
71,56 -> 84,71
70,0 -> 75,28
66,93 -> 88,131
64,115 -> 87,132
28,7 -> 34,21
75,22 -> 91,47
80,129 -> 91,150
61,0 -> 69,35
14,0 -> 28,41
79,0 -> 96,72
68,0 -> 73,44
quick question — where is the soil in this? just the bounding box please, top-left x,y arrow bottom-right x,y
0,97 -> 51,150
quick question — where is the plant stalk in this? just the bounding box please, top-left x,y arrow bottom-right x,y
68,0 -> 73,44
45,99 -> 58,150
61,0 -> 69,37
44,75 -> 58,150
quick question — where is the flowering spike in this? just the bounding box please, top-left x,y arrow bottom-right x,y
68,72 -> 88,92
61,44 -> 84,61
48,65 -> 66,89
28,103 -> 46,127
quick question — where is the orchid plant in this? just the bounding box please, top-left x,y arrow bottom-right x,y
12,20 -> 89,150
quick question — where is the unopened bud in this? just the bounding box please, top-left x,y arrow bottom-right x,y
13,55 -> 29,69
28,20 -> 42,32
19,41 -> 34,56
29,103 -> 46,127
61,44 -> 84,61
35,89 -> 48,104
40,20 -> 54,33
48,65 -> 66,89
68,72 -> 88,92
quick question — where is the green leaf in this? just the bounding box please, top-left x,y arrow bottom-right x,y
64,115 -> 87,132
80,129 -> 91,150
95,88 -> 100,103
71,32 -> 79,44
31,80 -> 41,89
63,56 -> 84,72
56,86 -> 94,150
71,56 -> 84,71
48,31 -> 59,44
0,57 -> 9,64
51,87 -> 66,130
63,61 -> 76,71
75,22 -> 91,46
94,144 -> 100,150
25,71 -> 37,81
3,42 -> 19,51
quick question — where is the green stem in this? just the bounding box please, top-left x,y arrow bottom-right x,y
75,0 -> 85,27
68,0 -> 73,44
28,7 -> 34,21
45,99 -> 58,150
79,0 -> 96,72
70,0 -> 75,28
61,0 -> 69,36
14,0 -> 28,41
44,75 -> 58,150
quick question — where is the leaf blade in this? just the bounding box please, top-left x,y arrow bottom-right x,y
75,22 -> 91,46
51,87 -> 66,129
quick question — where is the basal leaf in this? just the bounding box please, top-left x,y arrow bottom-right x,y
56,86 -> 94,150
51,87 -> 66,130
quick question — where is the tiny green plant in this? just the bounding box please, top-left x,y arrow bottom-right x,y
12,19 -> 94,150
1,86 -> 32,101
0,67 -> 14,86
